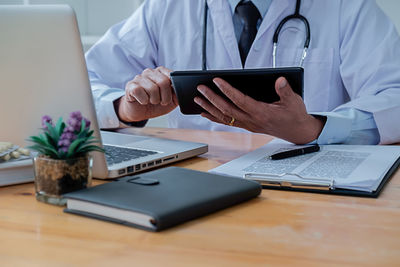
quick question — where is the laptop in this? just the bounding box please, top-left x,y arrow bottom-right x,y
0,5 -> 208,180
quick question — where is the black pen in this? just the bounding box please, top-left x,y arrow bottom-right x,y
269,144 -> 320,160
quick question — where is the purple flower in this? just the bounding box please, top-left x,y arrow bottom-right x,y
67,111 -> 91,132
67,117 -> 80,132
84,118 -> 91,128
59,147 -> 68,153
56,111 -> 93,154
58,126 -> 77,154
41,115 -> 53,129
66,125 -> 75,132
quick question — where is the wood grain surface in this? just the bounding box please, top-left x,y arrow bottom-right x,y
1,127 -> 399,266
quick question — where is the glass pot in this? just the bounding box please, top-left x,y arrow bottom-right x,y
33,154 -> 92,206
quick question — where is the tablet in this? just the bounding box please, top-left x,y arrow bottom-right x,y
170,67 -> 304,115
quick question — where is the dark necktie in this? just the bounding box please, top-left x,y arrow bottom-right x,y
235,1 -> 261,66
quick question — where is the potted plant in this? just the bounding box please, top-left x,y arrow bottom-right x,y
28,111 -> 104,205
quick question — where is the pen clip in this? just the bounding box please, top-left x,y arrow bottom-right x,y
244,172 -> 334,191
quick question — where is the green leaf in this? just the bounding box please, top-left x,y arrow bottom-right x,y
79,139 -> 100,146
80,119 -> 86,132
55,117 -> 62,132
40,133 -> 53,147
66,137 -> 86,157
28,135 -> 48,147
57,150 -> 67,159
76,145 -> 105,154
55,117 -> 65,136
28,145 -> 60,158
43,146 -> 60,157
44,132 -> 58,149
86,130 -> 94,138
76,130 -> 88,140
45,122 -> 60,146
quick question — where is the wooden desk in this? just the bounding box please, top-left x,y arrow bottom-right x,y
1,128 -> 400,266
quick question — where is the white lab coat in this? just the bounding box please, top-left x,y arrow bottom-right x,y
86,0 -> 400,144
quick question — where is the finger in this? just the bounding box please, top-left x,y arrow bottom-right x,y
125,81 -> 136,102
125,88 -> 135,102
200,112 -> 245,129
143,68 -> 173,105
156,66 -> 173,77
212,78 -> 260,112
126,82 -> 150,105
275,77 -> 295,101
200,112 -> 224,125
197,84 -> 244,122
133,74 -> 161,105
194,95 -> 232,125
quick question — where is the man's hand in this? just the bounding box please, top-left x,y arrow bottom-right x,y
194,77 -> 325,144
116,66 -> 178,122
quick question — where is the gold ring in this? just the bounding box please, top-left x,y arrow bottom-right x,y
228,117 -> 235,126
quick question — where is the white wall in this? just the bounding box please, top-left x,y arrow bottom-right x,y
0,0 -> 144,51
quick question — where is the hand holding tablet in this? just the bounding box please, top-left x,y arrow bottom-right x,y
170,67 -> 304,115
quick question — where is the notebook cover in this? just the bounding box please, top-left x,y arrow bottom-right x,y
64,167 -> 261,231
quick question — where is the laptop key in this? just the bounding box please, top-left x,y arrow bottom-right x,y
104,145 -> 158,166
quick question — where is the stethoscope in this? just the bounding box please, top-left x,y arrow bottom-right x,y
202,0 -> 310,70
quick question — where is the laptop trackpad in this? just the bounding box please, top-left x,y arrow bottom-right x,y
100,131 -> 149,146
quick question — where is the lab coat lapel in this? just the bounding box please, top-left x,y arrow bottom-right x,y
244,0 -> 290,67
255,0 -> 290,43
207,0 -> 242,68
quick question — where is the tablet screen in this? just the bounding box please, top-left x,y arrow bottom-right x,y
170,67 -> 303,115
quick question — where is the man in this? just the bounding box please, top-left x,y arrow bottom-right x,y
86,0 -> 400,144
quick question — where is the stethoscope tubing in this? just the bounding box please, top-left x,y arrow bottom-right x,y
202,0 -> 310,70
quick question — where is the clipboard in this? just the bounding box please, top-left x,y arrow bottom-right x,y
244,156 -> 400,198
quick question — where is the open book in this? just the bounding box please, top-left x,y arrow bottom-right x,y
210,140 -> 400,197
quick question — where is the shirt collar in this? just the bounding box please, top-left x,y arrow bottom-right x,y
227,0 -> 272,18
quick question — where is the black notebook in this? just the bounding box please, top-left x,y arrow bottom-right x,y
63,167 -> 261,231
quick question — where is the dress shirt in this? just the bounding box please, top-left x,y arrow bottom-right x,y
86,0 -> 400,144
226,0 -> 379,144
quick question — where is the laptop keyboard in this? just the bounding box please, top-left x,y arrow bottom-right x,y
104,145 -> 158,165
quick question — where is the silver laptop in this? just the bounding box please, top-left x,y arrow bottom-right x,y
0,5 -> 208,179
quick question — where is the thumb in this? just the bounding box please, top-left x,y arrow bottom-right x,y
275,77 -> 294,101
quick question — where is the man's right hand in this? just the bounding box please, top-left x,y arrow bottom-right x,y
116,66 -> 178,122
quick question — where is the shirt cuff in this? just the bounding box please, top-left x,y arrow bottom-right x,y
310,112 -> 352,145
96,91 -> 125,129
118,118 -> 148,128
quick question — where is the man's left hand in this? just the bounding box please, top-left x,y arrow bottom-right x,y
194,77 -> 325,144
